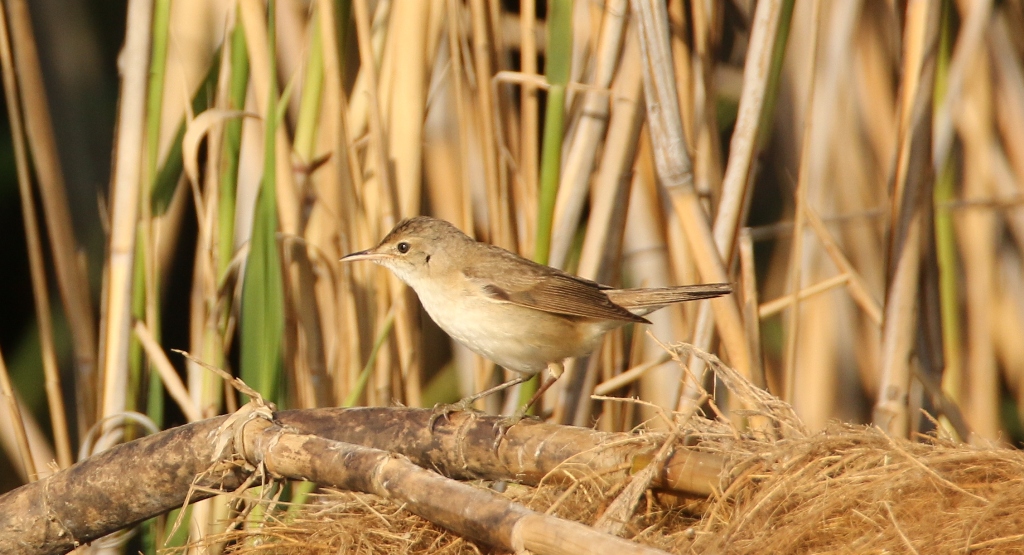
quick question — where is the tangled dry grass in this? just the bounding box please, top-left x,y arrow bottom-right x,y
692,424 -> 1024,554
181,356 -> 1024,554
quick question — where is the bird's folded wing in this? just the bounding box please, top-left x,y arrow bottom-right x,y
465,269 -> 648,323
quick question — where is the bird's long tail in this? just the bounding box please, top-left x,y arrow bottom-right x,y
606,283 -> 732,316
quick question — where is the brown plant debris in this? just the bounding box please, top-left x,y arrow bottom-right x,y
179,348 -> 1024,554
179,422 -> 1024,555
181,477 -> 701,555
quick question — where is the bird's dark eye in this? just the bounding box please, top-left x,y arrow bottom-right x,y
396,241 -> 410,254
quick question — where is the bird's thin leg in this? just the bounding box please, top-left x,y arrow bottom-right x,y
492,362 -> 564,448
461,374 -> 531,406
428,374 -> 532,430
522,371 -> 560,415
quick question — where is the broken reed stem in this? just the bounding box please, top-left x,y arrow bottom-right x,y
240,417 -> 671,555
282,407 -> 727,497
134,321 -> 203,423
0,413 -> 245,555
759,273 -> 851,318
0,406 -> 722,554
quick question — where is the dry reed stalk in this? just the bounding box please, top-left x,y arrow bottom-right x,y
620,140 -> 689,414
6,0 -> 98,436
873,0 -> 940,438
678,0 -> 788,413
575,30 -> 644,287
0,393 -> 55,483
240,0 -> 300,236
351,0 -> 408,409
801,206 -> 884,325
832,15 -> 891,407
316,0 -> 368,407
99,0 -> 153,439
345,0 -> 386,143
519,0 -> 539,240
488,0 -> 519,248
288,11 -> 328,410
0,348 -> 35,482
991,15 -> 1024,184
785,1 -> 870,427
987,14 -> 1024,424
186,25 -> 238,422
738,230 -> 766,391
422,32 -> 470,231
758,274 -> 850,318
843,9 -> 895,408
439,0 -> 476,234
685,0 -> 725,206
711,0 -> 788,265
956,48 -> 1000,440
558,30 -> 645,425
468,0 -> 510,248
780,0 -> 822,404
667,0 -> 694,148
135,322 -> 202,423
549,0 -> 628,269
995,254 -> 1024,417
592,353 -> 671,397
276,0 -> 309,121
387,0 -> 437,406
933,0 -> 993,173
633,1 -> 751,388
0,0 -> 71,470
388,1 -> 429,217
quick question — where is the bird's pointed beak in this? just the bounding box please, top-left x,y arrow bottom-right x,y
340,248 -> 386,262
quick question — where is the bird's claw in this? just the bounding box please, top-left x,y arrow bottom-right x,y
428,398 -> 479,431
491,406 -> 533,450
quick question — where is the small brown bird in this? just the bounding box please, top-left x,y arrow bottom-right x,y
342,216 -> 731,417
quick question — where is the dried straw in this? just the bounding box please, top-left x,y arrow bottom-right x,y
173,347 -> 1024,555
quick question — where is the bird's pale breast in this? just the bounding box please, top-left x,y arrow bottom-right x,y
412,275 -> 613,375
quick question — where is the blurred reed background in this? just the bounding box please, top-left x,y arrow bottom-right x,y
0,0 -> 1023,549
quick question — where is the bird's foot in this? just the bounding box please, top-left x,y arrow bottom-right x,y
428,397 -> 481,431
491,405 -> 536,450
